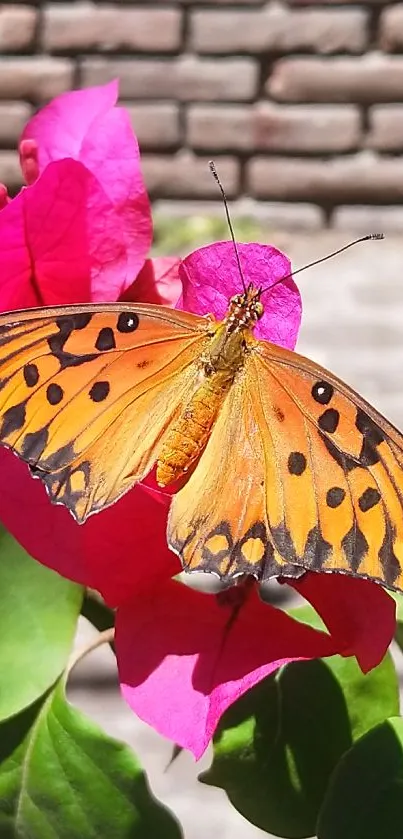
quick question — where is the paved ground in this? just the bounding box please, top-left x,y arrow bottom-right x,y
69,230 -> 403,839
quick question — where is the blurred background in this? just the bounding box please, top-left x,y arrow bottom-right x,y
1,2 -> 403,837
2,0 -> 403,228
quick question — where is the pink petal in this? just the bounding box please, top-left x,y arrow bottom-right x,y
19,139 -> 39,186
20,81 -> 119,170
290,573 -> 396,673
0,158 -> 135,308
0,184 -> 9,209
116,578 -> 347,759
0,449 -> 177,607
178,241 -> 301,349
21,81 -> 152,285
121,256 -> 182,306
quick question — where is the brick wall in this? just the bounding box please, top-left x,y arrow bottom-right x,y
1,0 -> 403,229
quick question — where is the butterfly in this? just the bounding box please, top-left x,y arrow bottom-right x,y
0,281 -> 402,594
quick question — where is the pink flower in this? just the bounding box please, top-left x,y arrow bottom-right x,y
178,240 -> 301,347
0,82 -> 180,604
116,574 -> 395,758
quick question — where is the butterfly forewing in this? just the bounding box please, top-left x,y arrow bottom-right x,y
250,341 -> 403,591
0,303 -> 209,520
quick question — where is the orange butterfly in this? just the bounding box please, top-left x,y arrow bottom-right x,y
0,266 -> 402,594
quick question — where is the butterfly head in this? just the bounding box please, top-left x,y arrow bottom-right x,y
228,285 -> 264,330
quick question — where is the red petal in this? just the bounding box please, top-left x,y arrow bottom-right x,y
178,241 -> 301,349
0,449 -> 177,607
0,158 -> 138,308
116,578 -> 345,758
290,572 -> 396,673
121,256 -> 182,306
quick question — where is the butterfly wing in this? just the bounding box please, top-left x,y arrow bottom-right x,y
0,302 -> 210,521
169,336 -> 403,592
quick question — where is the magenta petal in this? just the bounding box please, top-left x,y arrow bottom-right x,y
116,579 -> 344,759
0,159 -> 94,308
0,158 -> 138,307
0,448 -> 177,607
121,256 -> 182,306
0,184 -> 9,209
21,81 -> 152,285
290,573 -> 396,673
20,81 -> 119,171
178,241 -> 301,349
19,139 -> 39,186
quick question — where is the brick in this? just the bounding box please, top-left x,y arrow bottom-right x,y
288,0 -> 388,4
0,101 -> 32,145
141,153 -> 239,199
125,103 -> 180,150
81,57 -> 257,102
0,5 -> 37,51
187,103 -> 361,153
366,106 -> 403,150
267,55 -> 403,103
43,4 -> 181,53
183,0 -> 264,4
0,151 -> 22,192
333,205 -> 403,234
380,5 -> 403,51
247,154 -> 403,203
0,58 -> 73,102
190,7 -> 367,54
153,198 -> 324,230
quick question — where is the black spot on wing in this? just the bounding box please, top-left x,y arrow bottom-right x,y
356,409 -> 384,446
379,516 -> 401,587
326,487 -> 346,508
73,313 -> 93,330
356,409 -> 384,466
341,525 -> 369,574
95,327 -> 116,352
117,312 -> 139,333
0,401 -> 26,439
303,526 -> 332,571
287,452 -> 307,476
89,381 -> 110,402
271,522 -> 297,564
318,408 -> 340,434
359,487 -> 381,512
41,441 -> 76,471
21,426 -> 49,462
24,363 -> 39,387
46,383 -> 64,405
311,381 -> 334,405
48,316 -> 99,369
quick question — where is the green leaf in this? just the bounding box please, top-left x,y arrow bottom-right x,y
0,678 -> 182,839
202,604 -> 399,839
317,717 -> 403,839
0,527 -> 83,720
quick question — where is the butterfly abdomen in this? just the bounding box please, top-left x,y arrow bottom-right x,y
156,369 -> 233,487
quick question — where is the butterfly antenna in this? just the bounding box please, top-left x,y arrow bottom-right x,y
209,160 -> 247,293
261,233 -> 384,294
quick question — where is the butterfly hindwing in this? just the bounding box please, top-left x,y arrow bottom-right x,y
0,303 -> 209,521
169,334 -> 403,592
